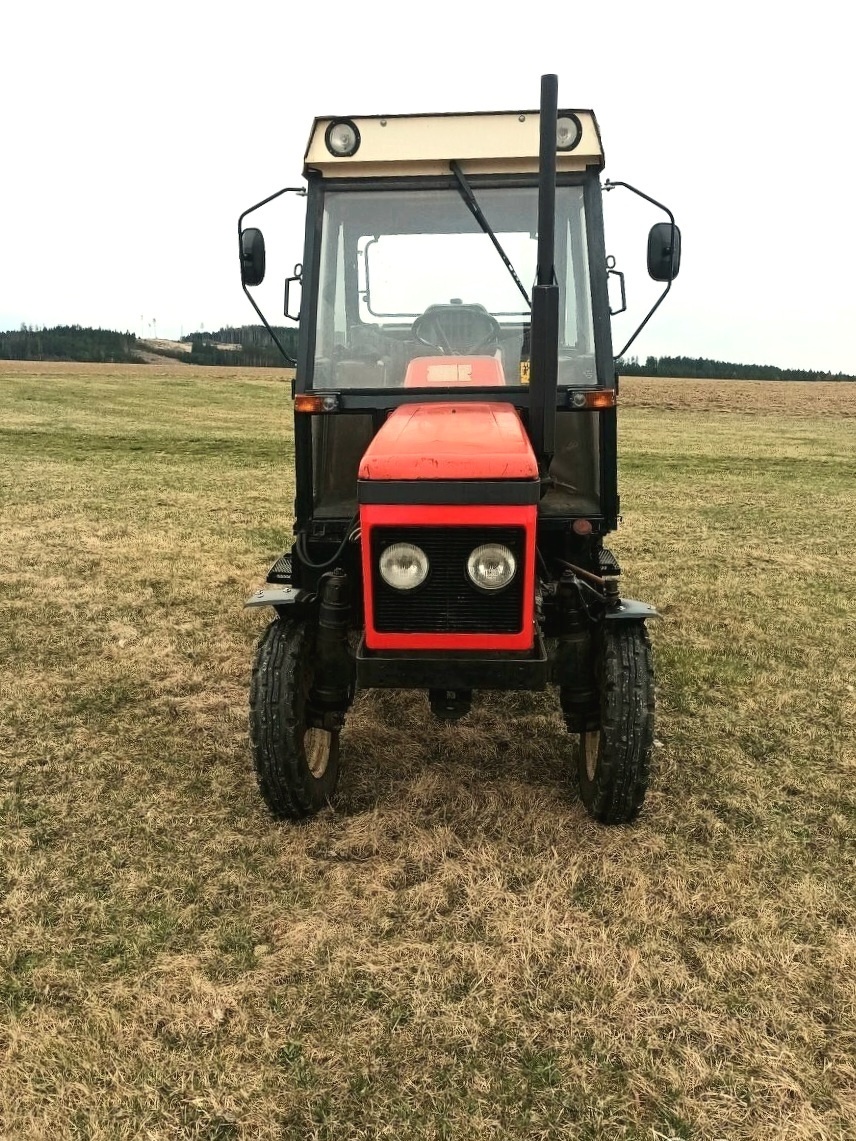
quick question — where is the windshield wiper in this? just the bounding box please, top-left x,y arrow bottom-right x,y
450,161 -> 531,309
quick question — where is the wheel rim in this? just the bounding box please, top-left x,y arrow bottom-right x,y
582,730 -> 600,782
304,727 -> 332,778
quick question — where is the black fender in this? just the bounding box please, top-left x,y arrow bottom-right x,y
244,586 -> 316,619
603,598 -> 660,622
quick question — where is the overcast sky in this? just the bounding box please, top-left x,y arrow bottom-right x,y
2,0 -> 853,372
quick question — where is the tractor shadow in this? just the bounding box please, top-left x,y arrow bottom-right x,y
335,686 -> 577,820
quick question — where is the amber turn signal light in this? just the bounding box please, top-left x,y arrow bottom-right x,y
295,394 -> 339,413
569,389 -> 616,409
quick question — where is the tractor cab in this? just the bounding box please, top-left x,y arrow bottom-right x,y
240,76 -> 681,825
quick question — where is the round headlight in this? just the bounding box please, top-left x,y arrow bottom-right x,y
379,542 -> 428,591
556,114 -> 582,152
325,119 -> 361,157
467,543 -> 517,592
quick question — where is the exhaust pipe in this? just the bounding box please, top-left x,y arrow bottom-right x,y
529,73 -> 560,469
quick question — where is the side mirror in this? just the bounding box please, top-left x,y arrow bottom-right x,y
240,227 -> 266,287
647,222 -> 681,282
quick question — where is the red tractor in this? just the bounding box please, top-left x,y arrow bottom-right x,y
239,75 -> 680,823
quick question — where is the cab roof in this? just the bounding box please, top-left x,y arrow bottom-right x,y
304,110 -> 604,178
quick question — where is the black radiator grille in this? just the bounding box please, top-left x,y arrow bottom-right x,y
371,526 -> 525,634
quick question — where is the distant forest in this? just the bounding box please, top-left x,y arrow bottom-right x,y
0,324 -> 298,367
0,325 -> 140,363
619,354 -> 855,382
181,326 -> 297,367
1,326 -> 853,380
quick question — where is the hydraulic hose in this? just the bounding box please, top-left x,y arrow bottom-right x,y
294,517 -> 359,571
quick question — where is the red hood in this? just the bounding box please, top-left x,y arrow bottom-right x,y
358,402 -> 538,481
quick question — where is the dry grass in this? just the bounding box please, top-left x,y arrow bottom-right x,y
1,363 -> 854,1139
620,376 -> 856,417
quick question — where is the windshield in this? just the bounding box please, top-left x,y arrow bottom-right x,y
311,184 -> 595,390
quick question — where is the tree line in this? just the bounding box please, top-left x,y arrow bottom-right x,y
619,354 -> 855,382
182,326 -> 297,368
0,325 -> 140,363
0,324 -> 298,367
3,326 -> 852,380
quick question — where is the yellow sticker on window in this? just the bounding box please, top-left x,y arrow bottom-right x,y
519,361 -> 530,385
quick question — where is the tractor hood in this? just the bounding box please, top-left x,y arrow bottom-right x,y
358,402 -> 539,482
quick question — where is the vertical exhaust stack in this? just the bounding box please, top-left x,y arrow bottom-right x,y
529,73 -> 560,470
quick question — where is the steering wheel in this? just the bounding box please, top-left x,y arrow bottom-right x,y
412,303 -> 501,355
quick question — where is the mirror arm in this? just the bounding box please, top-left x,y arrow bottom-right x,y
604,179 -> 677,361
237,185 -> 306,234
237,186 -> 306,367
613,279 -> 672,361
241,280 -> 296,367
604,179 -> 675,225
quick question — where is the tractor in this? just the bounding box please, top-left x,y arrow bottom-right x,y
238,74 -> 680,824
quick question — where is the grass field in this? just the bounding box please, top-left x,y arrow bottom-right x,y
1,361 -> 854,1140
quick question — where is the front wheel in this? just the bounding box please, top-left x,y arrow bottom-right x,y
249,619 -> 341,820
577,621 -> 654,824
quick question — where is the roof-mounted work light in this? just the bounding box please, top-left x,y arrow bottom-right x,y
325,119 -> 361,157
556,114 -> 582,151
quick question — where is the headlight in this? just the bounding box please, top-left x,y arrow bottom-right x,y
325,119 -> 361,157
466,543 -> 517,592
379,542 -> 429,591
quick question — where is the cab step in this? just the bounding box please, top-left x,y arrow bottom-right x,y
266,553 -> 293,584
599,547 -> 621,576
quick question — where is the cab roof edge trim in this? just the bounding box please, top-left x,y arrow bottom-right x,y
303,110 -> 604,176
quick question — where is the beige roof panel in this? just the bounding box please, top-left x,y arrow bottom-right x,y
304,111 -> 603,178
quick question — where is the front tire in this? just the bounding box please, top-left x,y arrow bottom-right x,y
249,619 -> 341,820
577,621 -> 654,824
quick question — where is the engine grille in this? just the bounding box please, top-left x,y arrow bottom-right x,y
371,526 -> 525,634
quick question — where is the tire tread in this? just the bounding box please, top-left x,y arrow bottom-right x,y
249,620 -> 340,820
579,621 -> 654,824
